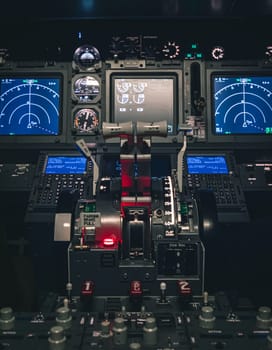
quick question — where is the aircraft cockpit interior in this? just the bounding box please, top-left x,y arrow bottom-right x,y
0,1 -> 272,349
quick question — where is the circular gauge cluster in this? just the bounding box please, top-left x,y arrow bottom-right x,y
73,108 -> 99,134
116,80 -> 146,94
72,75 -> 101,103
0,77 -> 60,136
72,45 -> 102,135
73,44 -> 101,71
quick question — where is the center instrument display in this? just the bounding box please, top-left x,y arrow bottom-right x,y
111,74 -> 178,134
212,75 -> 272,135
0,76 -> 61,136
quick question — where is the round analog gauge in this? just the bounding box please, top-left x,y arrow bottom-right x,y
73,45 -> 101,70
133,93 -> 145,104
73,108 -> 99,133
0,78 -> 60,135
73,75 -> 100,103
265,45 -> 272,59
132,81 -> 146,93
162,41 -> 180,59
116,80 -> 131,93
117,93 -> 129,104
211,46 -> 224,60
214,77 -> 272,134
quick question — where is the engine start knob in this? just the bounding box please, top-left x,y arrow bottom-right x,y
199,306 -> 216,329
56,306 -> 72,330
48,326 -> 66,350
143,317 -> 158,346
113,317 -> 127,345
256,306 -> 272,328
0,307 -> 15,330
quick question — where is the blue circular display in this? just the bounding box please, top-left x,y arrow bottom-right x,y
0,77 -> 61,135
213,76 -> 272,135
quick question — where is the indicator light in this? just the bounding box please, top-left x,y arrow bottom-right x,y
103,235 -> 117,247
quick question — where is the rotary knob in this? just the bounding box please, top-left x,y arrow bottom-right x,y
143,317 -> 158,346
48,326 -> 66,350
256,306 -> 272,328
56,306 -> 72,330
112,317 -> 127,345
199,306 -> 216,329
0,307 -> 15,330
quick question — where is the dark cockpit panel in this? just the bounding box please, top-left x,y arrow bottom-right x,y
1,4 -> 272,348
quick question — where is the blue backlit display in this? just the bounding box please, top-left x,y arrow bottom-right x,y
0,77 -> 61,135
212,75 -> 272,135
187,155 -> 228,174
45,156 -> 87,174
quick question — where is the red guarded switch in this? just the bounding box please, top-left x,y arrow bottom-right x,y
81,280 -> 95,297
177,280 -> 192,296
130,280 -> 143,297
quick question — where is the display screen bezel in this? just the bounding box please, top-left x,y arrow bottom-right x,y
0,70 -> 67,145
44,155 -> 88,175
105,68 -> 183,141
206,66 -> 272,143
186,154 -> 229,175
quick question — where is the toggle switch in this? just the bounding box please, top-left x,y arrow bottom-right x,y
159,282 -> 167,304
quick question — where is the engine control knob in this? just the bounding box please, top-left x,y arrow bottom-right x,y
199,306 -> 216,329
0,307 -> 15,330
100,319 -> 112,338
48,325 -> 66,350
256,306 -> 272,328
56,306 -> 72,330
129,342 -> 141,349
112,317 -> 127,345
143,317 -> 158,346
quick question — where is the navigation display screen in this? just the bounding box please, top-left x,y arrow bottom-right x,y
212,75 -> 272,135
45,156 -> 87,174
187,155 -> 229,174
0,76 -> 61,135
112,76 -> 176,134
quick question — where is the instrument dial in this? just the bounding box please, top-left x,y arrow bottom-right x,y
73,108 -> 99,133
72,75 -> 100,103
73,45 -> 101,70
211,46 -> 225,60
116,80 -> 130,93
214,77 -> 272,134
162,41 -> 180,59
0,78 -> 60,135
265,45 -> 272,60
132,81 -> 146,93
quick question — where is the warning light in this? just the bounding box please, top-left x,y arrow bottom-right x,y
103,236 -> 116,247
81,280 -> 94,296
130,280 -> 143,297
